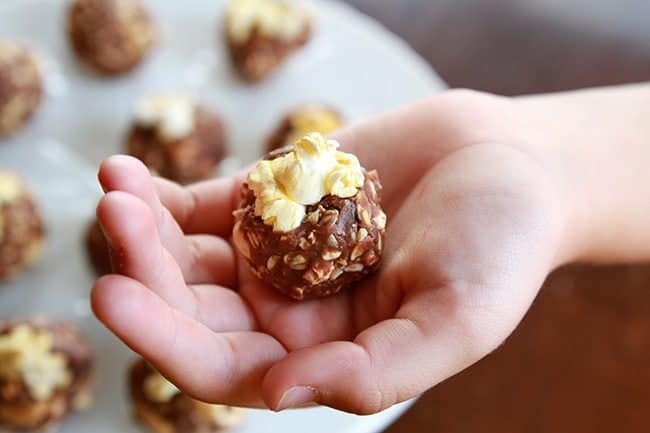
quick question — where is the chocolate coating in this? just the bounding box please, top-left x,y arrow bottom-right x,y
129,359 -> 245,433
225,20 -> 311,82
233,167 -> 386,300
68,0 -> 156,75
85,219 -> 111,276
0,319 -> 93,431
0,174 -> 45,282
126,105 -> 226,184
0,42 -> 43,136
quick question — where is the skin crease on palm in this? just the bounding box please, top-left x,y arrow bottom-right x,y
90,87 -> 631,414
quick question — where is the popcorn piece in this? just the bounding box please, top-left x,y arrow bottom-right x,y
0,320 -> 93,431
248,132 -> 364,232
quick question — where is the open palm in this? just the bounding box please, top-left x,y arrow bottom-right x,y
92,90 -> 567,414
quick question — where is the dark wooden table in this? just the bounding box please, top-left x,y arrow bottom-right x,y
340,1 -> 650,432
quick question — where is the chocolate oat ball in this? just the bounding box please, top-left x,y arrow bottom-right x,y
129,359 -> 245,433
0,172 -> 45,282
233,132 -> 386,300
85,219 -> 111,276
0,319 -> 93,431
266,104 -> 343,153
125,95 -> 227,184
68,0 -> 156,76
224,0 -> 311,82
0,41 -> 43,136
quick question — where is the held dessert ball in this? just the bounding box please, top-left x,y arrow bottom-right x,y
0,319 -> 93,432
125,94 -> 227,184
0,41 -> 43,137
233,132 -> 387,300
224,0 -> 311,82
85,219 -> 111,276
266,104 -> 343,152
0,172 -> 45,282
68,0 -> 156,76
129,359 -> 245,433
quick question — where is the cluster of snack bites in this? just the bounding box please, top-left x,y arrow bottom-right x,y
0,41 -> 43,136
0,319 -> 93,431
224,0 -> 311,82
125,94 -> 227,184
129,359 -> 245,433
0,172 -> 45,282
234,132 -> 386,300
67,0 -> 156,76
266,104 -> 342,152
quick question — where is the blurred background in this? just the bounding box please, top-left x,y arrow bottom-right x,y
338,0 -> 650,432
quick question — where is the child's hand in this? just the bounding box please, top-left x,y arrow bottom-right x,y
92,90 -> 570,414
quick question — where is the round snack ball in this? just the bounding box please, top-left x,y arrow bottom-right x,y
0,41 -> 43,136
85,219 -> 111,276
266,104 -> 343,153
126,95 -> 227,184
0,172 -> 45,282
0,319 -> 93,431
224,0 -> 312,82
129,359 -> 246,433
233,133 -> 387,300
68,0 -> 156,76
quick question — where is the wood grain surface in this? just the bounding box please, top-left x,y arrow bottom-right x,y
339,1 -> 650,431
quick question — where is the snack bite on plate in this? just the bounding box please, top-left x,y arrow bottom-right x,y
0,172 -> 45,282
266,104 -> 343,152
0,41 -> 43,137
67,0 -> 156,76
85,219 -> 111,276
125,94 -> 227,184
129,359 -> 245,433
233,132 -> 386,300
224,0 -> 311,82
0,319 -> 93,432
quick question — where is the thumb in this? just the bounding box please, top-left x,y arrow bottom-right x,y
261,291 -> 507,415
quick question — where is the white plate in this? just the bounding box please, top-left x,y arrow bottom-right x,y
0,1 -> 444,432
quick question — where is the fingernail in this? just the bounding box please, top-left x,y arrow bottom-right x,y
276,386 -> 318,411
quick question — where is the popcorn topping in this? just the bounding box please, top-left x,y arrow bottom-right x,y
0,325 -> 72,401
248,132 -> 364,232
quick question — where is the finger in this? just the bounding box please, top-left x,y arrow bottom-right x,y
92,274 -> 286,407
97,191 -> 194,314
185,235 -> 237,287
153,175 -> 243,236
189,284 -> 257,332
262,290 -> 504,415
99,155 -> 232,284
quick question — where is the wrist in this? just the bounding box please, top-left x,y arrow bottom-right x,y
515,84 -> 650,265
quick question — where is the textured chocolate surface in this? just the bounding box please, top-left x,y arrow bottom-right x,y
68,0 -> 156,76
266,105 -> 342,153
130,359 -> 244,433
85,219 -> 111,276
0,178 -> 45,282
225,23 -> 311,82
0,319 -> 93,431
126,105 -> 226,184
234,168 -> 386,300
0,43 -> 42,136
